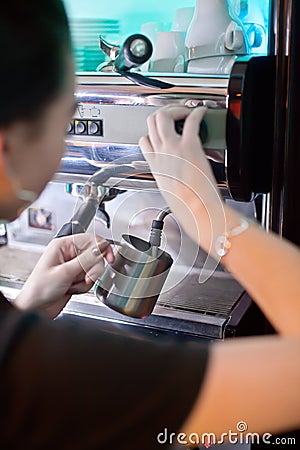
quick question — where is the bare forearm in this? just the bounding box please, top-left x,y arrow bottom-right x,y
189,203 -> 300,336
183,335 -> 300,442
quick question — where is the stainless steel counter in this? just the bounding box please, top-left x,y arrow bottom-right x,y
0,243 -> 245,340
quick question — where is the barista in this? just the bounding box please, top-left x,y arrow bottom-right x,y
0,1 -> 299,449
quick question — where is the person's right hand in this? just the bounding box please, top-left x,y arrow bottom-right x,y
15,234 -> 114,319
139,106 -> 225,249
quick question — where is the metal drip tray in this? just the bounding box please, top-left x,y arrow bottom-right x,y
157,272 -> 243,318
0,245 -> 246,340
0,245 -> 42,284
60,269 -> 246,340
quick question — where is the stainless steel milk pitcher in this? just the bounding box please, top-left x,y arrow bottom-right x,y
95,234 -> 173,318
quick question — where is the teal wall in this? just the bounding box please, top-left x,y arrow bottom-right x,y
63,0 -> 195,38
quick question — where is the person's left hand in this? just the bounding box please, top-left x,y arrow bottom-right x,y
14,234 -> 114,319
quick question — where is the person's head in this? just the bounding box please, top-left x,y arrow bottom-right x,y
0,0 -> 75,221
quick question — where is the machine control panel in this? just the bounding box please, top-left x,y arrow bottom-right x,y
66,101 -> 227,152
68,119 -> 103,136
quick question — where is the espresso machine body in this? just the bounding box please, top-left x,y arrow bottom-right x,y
0,0 -> 280,342
45,70 -> 269,340
59,74 -> 229,190
1,64 -> 274,341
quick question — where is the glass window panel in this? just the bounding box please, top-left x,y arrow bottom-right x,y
63,0 -> 271,75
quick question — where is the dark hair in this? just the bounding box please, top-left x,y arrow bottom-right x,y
0,0 -> 71,127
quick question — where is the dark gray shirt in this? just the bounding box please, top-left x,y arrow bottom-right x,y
0,292 -> 209,449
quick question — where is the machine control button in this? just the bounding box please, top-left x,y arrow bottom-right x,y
75,120 -> 87,135
67,120 -> 74,134
175,119 -> 208,144
88,120 -> 103,136
89,106 -> 101,118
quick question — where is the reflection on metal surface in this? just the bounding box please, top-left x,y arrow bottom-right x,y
0,258 -> 244,340
60,75 -> 229,192
75,73 -> 229,88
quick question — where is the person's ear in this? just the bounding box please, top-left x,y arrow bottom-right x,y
0,132 -> 37,206
0,132 -> 17,203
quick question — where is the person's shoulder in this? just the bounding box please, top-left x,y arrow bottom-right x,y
0,291 -> 14,313
0,292 -> 42,363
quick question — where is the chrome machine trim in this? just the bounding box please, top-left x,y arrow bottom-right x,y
59,74 -> 229,191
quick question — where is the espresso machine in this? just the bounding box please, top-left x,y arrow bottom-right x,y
3,54 -> 267,340
2,0 -> 296,345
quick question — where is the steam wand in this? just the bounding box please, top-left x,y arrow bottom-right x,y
148,207 -> 172,257
55,165 -> 137,238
